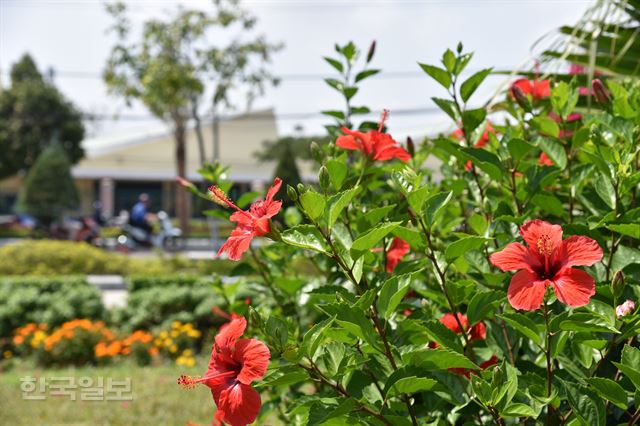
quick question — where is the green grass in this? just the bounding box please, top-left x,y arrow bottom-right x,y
0,359 -> 214,425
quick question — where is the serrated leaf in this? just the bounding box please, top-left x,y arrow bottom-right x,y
467,291 -> 505,325
350,221 -> 402,257
387,377 -> 438,397
462,108 -> 487,136
498,313 -> 542,346
432,97 -> 458,121
605,224 -> 640,239
281,225 -> 330,254
507,138 -> 534,162
323,56 -> 343,72
565,382 -> 606,426
300,191 -> 326,220
501,403 -> 538,418
444,236 -> 490,262
424,191 -> 452,227
301,316 -> 335,359
537,137 -> 567,169
586,377 -> 628,409
377,273 -> 413,319
328,187 -> 359,227
406,347 -> 478,371
460,68 -> 492,102
418,63 -> 451,88
355,69 -> 380,83
326,159 -> 347,191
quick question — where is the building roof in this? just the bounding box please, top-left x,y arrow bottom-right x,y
72,109 -> 313,182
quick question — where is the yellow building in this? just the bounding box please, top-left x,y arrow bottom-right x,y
0,109 -> 305,218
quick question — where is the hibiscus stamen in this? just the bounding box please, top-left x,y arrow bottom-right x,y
178,370 -> 237,389
208,186 -> 252,218
377,109 -> 389,132
536,235 -> 554,256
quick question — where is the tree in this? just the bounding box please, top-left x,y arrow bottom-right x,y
0,54 -> 85,179
16,142 -> 79,227
103,1 -> 281,234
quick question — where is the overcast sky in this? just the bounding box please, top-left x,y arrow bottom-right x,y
0,0 -> 592,140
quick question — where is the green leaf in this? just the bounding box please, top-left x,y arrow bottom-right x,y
565,382 -> 606,426
362,205 -> 396,226
551,81 -> 579,120
281,225 -> 330,254
355,69 -> 380,83
594,172 -> 616,210
462,108 -> 487,136
531,116 -> 560,138
418,63 -> 451,88
605,224 -> 640,239
537,137 -> 567,169
444,236 -> 490,262
442,49 -> 456,72
507,138 -> 534,162
323,57 -> 343,72
322,302 -> 383,352
423,191 -> 452,227
300,191 -> 326,220
274,277 -> 306,296
498,313 -> 542,346
326,159 -> 347,191
407,186 -> 430,214
559,313 -> 619,334
407,348 -> 478,371
501,403 -> 538,418
467,291 -> 505,325
586,377 -> 628,410
258,370 -> 309,388
431,97 -> 458,121
350,221 -> 402,257
460,146 -> 505,180
460,68 -> 492,102
421,320 -> 463,353
328,187 -> 359,227
322,110 -> 345,120
301,316 -> 335,359
386,377 -> 438,397
377,273 -> 413,319
308,398 -> 356,426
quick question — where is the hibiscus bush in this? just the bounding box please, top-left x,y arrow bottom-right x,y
178,42 -> 640,426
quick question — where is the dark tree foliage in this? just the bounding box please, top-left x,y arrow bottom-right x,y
16,142 -> 79,227
0,54 -> 85,179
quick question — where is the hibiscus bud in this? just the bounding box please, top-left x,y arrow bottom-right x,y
310,141 -> 323,163
616,300 -> 635,318
319,165 -> 331,192
511,85 -> 532,112
612,270 -> 625,298
456,42 -> 463,54
176,176 -> 195,190
406,136 -> 415,157
592,79 -> 610,104
366,40 -> 376,63
249,307 -> 264,330
286,185 -> 298,202
297,183 -> 307,194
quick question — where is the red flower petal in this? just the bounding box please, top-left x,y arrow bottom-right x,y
551,268 -> 595,308
265,177 -> 282,203
214,382 -> 262,426
489,242 -> 540,272
214,317 -> 247,353
218,226 -> 255,261
336,134 -> 360,151
507,270 -> 548,311
440,313 -> 468,334
512,78 -> 533,96
519,220 -> 563,256
533,80 -> 550,99
234,338 -> 271,385
470,322 -> 486,341
558,235 -> 603,269
386,237 -> 410,273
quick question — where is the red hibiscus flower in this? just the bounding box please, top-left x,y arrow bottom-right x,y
439,313 -> 486,341
210,178 -> 282,261
385,237 -> 410,273
511,78 -> 550,100
336,110 -> 411,162
489,220 -> 603,311
178,316 -> 270,426
538,152 -> 554,167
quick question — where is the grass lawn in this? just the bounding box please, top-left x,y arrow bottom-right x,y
0,358 -> 215,425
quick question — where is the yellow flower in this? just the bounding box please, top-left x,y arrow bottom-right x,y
163,338 -> 173,347
182,349 -> 192,357
187,330 -> 201,338
159,331 -> 168,339
185,357 -> 195,367
169,345 -> 178,353
170,330 -> 179,338
171,321 -> 181,329
3,350 -> 12,359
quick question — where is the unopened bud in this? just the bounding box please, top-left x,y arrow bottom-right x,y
310,141 -> 323,163
367,40 -> 376,63
286,185 -> 298,202
511,85 -> 532,112
249,307 -> 264,330
456,42 -> 463,54
612,270 -> 625,298
592,79 -> 610,105
296,183 -> 307,194
176,176 -> 195,190
406,136 -> 415,157
319,165 -> 331,192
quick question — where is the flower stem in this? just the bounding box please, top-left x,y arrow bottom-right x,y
543,298 -> 554,426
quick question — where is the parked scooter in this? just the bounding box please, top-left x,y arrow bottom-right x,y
116,210 -> 181,251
